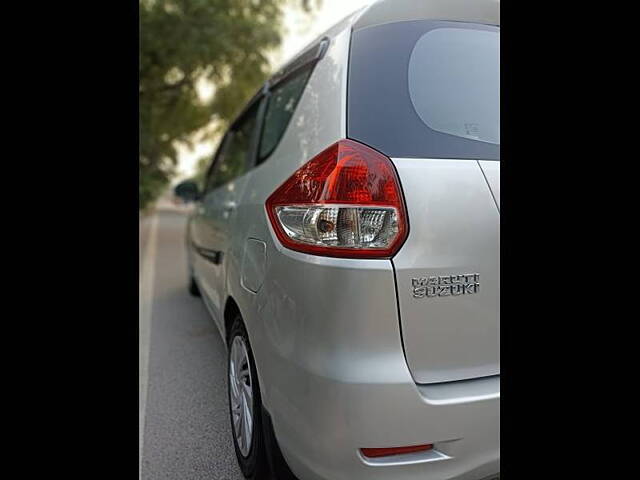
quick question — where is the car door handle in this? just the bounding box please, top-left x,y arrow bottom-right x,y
222,201 -> 237,219
222,201 -> 237,212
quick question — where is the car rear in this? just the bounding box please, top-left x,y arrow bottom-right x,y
244,1 -> 500,479
349,15 -> 500,384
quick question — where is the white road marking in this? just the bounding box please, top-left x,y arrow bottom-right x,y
139,213 -> 158,479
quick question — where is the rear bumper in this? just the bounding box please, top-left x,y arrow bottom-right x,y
272,361 -> 499,480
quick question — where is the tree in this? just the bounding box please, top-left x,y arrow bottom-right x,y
139,0 -> 319,209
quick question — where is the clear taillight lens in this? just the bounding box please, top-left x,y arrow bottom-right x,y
276,206 -> 399,248
266,139 -> 408,258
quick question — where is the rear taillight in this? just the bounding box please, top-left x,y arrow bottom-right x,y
265,139 -> 408,258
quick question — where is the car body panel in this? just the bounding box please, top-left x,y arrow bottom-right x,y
191,184 -> 235,318
390,158 -> 500,384
251,222 -> 499,480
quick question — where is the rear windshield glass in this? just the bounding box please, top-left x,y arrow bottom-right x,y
348,20 -> 500,160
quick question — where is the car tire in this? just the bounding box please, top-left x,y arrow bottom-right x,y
188,275 -> 201,297
228,316 -> 269,479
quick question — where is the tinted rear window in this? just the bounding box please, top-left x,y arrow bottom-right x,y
208,100 -> 260,190
348,20 -> 500,160
258,69 -> 312,163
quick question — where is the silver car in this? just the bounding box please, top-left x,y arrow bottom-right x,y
175,1 -> 499,479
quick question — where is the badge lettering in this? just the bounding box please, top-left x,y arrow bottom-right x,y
411,273 -> 480,299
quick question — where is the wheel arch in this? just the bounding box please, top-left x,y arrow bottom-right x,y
223,295 -> 241,344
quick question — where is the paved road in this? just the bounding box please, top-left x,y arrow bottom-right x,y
140,210 -> 244,480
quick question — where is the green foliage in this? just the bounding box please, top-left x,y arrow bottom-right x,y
139,0 -> 319,209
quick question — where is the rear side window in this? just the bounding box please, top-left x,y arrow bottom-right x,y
348,20 -> 500,160
258,69 -> 312,163
204,133 -> 230,192
208,101 -> 260,190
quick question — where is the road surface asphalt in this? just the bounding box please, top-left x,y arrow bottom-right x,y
140,209 -> 244,480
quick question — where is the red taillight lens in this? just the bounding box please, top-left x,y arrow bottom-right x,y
265,139 -> 408,258
360,444 -> 433,458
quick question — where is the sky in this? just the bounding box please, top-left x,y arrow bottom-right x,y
174,0 -> 372,181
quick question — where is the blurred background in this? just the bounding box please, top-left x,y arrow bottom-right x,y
139,0 -> 371,212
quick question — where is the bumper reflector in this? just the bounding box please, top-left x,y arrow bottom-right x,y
360,444 -> 433,458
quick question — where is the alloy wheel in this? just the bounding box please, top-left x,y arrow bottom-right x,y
229,335 -> 254,457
